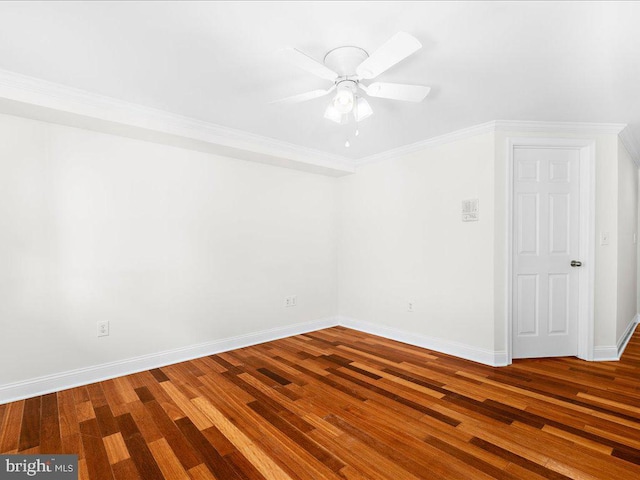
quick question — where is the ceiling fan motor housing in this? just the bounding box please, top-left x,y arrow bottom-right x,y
323,46 -> 369,77
336,79 -> 357,92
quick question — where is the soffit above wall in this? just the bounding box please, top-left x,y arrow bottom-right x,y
0,69 -> 355,177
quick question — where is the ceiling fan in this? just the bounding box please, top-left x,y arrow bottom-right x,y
272,32 -> 431,125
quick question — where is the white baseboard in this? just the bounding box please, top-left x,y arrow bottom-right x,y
338,316 -> 508,367
0,316 -> 339,405
8,311 -> 631,404
617,314 -> 640,358
593,314 -> 639,361
592,346 -> 619,361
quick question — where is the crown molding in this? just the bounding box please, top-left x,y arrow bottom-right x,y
619,125 -> 640,168
1,68 -> 637,173
353,121 -> 497,166
498,120 -> 639,168
354,119 -> 636,166
492,119 -> 628,135
0,68 -> 355,177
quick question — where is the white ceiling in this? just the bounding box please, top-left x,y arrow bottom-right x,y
0,1 -> 639,161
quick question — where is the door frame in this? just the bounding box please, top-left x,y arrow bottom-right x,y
506,137 -> 595,364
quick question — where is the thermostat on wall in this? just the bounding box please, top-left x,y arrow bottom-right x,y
462,199 -> 479,222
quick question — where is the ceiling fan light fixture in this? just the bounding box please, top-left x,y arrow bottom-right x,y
274,32 -> 430,132
332,84 -> 354,114
324,103 -> 344,123
355,96 -> 373,122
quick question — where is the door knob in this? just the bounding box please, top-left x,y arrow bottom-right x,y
571,260 -> 582,267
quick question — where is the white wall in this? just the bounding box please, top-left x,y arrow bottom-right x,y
0,113 -> 338,387
2,115 -> 638,398
340,129 -> 636,364
617,139 -> 638,343
338,133 -> 498,359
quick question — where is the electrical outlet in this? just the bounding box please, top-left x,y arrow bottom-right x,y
97,320 -> 109,337
407,301 -> 415,312
284,295 -> 297,307
284,297 -> 291,307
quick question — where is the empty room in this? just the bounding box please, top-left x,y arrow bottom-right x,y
1,1 -> 639,479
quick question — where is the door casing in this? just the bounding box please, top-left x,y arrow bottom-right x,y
506,137 -> 595,364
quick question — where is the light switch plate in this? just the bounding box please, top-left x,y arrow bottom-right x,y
462,199 -> 479,222
97,320 -> 109,337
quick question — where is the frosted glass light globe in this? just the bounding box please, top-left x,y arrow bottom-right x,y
332,88 -> 354,114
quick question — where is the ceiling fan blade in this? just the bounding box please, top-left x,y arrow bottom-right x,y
282,47 -> 338,81
363,82 -> 431,102
270,85 -> 335,104
356,32 -> 422,80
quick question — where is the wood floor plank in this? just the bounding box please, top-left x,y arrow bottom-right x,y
40,393 -> 62,453
127,400 -> 164,443
0,400 -> 24,453
2,326 -> 640,479
103,432 -> 130,465
143,399 -> 203,470
81,432 -> 115,480
187,463 -> 219,480
75,401 -> 96,423
111,458 -> 142,480
192,396 -> 293,480
116,413 -> 164,480
148,438 -> 191,480
175,416 -> 243,479
58,389 -> 80,440
161,382 -> 213,431
307,423 -> 425,480
18,396 -> 41,451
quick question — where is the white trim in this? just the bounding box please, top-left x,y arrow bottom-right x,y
592,346 -> 620,362
0,68 -> 355,177
582,142 -> 597,360
354,121 -> 497,166
0,314 -> 510,405
584,315 -> 638,361
505,139 -> 514,364
619,126 -> 640,168
355,120 -> 632,166
338,316 -> 508,367
493,120 -> 627,135
2,67 -> 635,175
505,137 -> 595,364
0,316 -> 339,405
616,314 -> 640,358
5,309 -> 630,404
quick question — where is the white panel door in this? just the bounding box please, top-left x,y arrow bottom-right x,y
512,147 -> 580,358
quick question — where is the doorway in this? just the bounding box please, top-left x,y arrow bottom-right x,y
507,138 -> 594,361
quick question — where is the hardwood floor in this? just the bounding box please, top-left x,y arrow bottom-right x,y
1,326 -> 640,479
